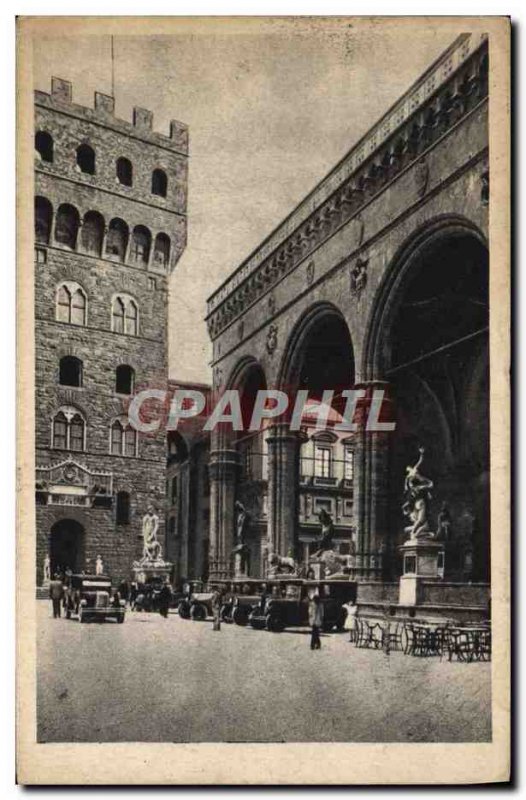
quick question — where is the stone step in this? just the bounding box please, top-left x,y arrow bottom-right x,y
36,587 -> 49,600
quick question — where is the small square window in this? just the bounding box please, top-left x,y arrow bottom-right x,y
35,248 -> 47,264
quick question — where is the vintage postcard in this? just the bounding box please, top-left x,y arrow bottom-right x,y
16,15 -> 510,784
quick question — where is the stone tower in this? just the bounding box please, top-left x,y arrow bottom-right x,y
34,77 -> 188,584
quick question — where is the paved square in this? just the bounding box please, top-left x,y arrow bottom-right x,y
37,602 -> 491,743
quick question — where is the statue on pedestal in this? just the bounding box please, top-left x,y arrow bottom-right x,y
402,446 -> 434,541
43,554 -> 51,585
95,554 -> 104,575
232,500 -> 250,576
141,506 -> 163,563
267,551 -> 297,576
311,509 -> 335,558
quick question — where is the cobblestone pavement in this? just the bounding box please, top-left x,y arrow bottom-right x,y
37,601 -> 491,743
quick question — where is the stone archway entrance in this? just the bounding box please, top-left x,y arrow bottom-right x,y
272,304 -> 355,566
366,226 -> 489,581
49,519 -> 85,576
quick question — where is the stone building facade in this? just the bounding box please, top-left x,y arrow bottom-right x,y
34,78 -> 188,584
206,34 -> 489,583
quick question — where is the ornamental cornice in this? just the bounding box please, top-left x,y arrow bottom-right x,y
206,34 -> 488,341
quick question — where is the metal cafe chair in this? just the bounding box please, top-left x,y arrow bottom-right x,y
354,617 -> 384,649
446,624 -> 491,662
382,619 -> 404,653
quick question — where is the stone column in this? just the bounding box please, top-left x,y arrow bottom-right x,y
266,423 -> 304,561
208,448 -> 239,579
362,381 -> 394,580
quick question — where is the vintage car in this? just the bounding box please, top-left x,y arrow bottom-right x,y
132,577 -> 169,612
65,574 -> 126,624
248,577 -> 356,632
177,582 -> 214,620
218,579 -> 266,625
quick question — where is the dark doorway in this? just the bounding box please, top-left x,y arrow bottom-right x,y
49,519 -> 85,576
297,312 -> 355,414
385,234 -> 489,581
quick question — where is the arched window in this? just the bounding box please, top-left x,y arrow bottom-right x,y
35,196 -> 53,244
35,131 -> 53,163
125,301 -> 138,336
55,204 -> 80,249
105,218 -> 129,261
112,296 -> 125,333
81,210 -> 105,256
115,364 -> 135,395
56,282 -> 87,326
116,491 -> 131,525
111,295 -> 139,336
153,232 -> 171,268
59,356 -> 83,387
151,168 -> 167,197
110,418 -> 137,457
76,144 -> 96,175
129,225 -> 151,266
116,157 -> 133,186
52,406 -> 86,451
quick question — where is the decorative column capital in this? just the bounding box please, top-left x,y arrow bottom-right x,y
265,422 -> 308,446
208,449 -> 240,482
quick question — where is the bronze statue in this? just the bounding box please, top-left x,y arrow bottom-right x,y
311,509 -> 335,558
232,500 -> 250,574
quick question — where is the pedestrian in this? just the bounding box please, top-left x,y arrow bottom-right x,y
308,593 -> 324,650
129,581 -> 138,609
211,587 -> 222,631
49,572 -> 64,619
343,599 -> 358,643
158,580 -> 172,619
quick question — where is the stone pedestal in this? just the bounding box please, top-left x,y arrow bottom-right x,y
398,538 -> 445,606
132,559 -> 173,585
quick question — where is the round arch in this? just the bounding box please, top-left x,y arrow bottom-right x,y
49,519 -> 85,576
360,215 -> 489,581
277,302 -> 355,413
363,215 -> 488,380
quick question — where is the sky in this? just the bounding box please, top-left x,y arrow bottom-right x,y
32,19 -> 455,383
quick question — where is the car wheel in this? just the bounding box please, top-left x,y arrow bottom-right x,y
266,614 -> 284,632
79,612 -> 87,623
192,603 -> 207,621
220,604 -> 233,623
117,614 -> 125,624
233,606 -> 249,626
178,601 -> 191,619
249,616 -> 265,630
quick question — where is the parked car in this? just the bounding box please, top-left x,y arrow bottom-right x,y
176,581 -> 212,620
249,577 -> 356,632
218,579 -> 267,625
65,574 -> 126,624
133,577 -> 166,612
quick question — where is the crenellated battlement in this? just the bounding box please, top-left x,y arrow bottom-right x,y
35,77 -> 188,155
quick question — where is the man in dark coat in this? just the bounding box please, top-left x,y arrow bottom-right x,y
158,580 -> 172,619
49,573 -> 64,619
